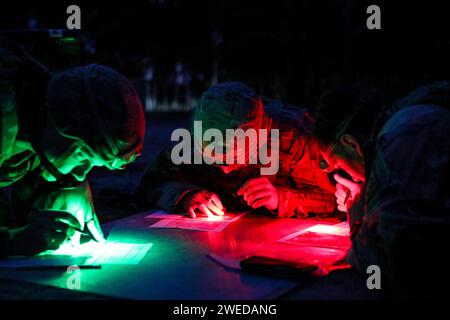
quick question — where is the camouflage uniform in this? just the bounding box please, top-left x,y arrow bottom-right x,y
0,43 -> 47,256
346,82 -> 450,297
138,87 -> 336,218
0,39 -> 145,258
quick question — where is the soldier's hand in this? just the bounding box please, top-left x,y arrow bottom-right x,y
9,211 -> 81,256
84,211 -> 105,243
182,190 -> 225,218
39,209 -> 105,244
237,177 -> 279,210
34,181 -> 106,244
334,173 -> 362,212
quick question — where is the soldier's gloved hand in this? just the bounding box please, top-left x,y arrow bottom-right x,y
334,173 -> 362,213
35,182 -> 106,244
237,177 -> 279,211
40,209 -> 104,245
182,190 -> 225,219
81,209 -> 105,244
8,211 -> 82,256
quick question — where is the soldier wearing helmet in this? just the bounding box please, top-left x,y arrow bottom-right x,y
0,39 -> 145,257
137,82 -> 335,219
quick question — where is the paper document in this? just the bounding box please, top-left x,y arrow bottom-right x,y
78,242 -> 153,265
278,222 -> 351,249
0,241 -> 153,269
146,211 -> 246,232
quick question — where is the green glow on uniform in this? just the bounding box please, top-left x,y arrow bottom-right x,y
47,190 -> 90,227
66,200 -> 86,227
35,180 -> 106,244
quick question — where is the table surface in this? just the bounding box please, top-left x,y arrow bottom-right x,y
0,212 -> 352,300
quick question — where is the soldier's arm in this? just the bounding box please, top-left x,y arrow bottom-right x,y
136,148 -> 203,213
0,47 -> 22,257
275,141 -> 336,218
0,47 -> 21,171
347,116 -> 450,293
275,184 -> 336,218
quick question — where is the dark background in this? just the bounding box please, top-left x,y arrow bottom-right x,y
1,0 -> 449,109
1,0 -> 449,218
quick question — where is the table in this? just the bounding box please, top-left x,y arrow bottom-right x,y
0,212 -> 346,299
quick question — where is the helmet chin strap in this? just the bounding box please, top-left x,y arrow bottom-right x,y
35,143 -> 79,187
30,103 -> 79,186
35,144 -> 80,187
37,151 -> 64,180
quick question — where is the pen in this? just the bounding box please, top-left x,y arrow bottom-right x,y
16,265 -> 102,271
73,227 -> 89,236
33,209 -> 90,236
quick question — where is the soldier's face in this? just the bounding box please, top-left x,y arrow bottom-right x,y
204,135 -> 258,174
41,143 -> 104,182
214,143 -> 261,174
318,140 -> 365,184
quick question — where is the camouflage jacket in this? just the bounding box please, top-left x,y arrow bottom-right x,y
346,82 -> 450,297
0,43 -> 94,258
0,44 -> 41,256
0,45 -> 43,187
137,100 -> 336,218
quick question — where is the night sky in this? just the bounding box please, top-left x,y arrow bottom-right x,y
1,0 -> 449,107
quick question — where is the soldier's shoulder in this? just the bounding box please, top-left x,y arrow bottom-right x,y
379,104 -> 450,142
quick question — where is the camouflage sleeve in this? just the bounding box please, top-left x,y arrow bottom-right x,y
0,47 -> 21,257
136,148 -> 203,213
275,185 -> 336,218
262,102 -> 337,218
275,140 -> 336,218
347,111 -> 450,293
0,47 -> 21,171
10,171 -> 97,226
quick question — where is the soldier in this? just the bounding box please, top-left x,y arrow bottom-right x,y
137,82 -> 336,219
313,82 -> 450,297
0,39 -> 145,257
